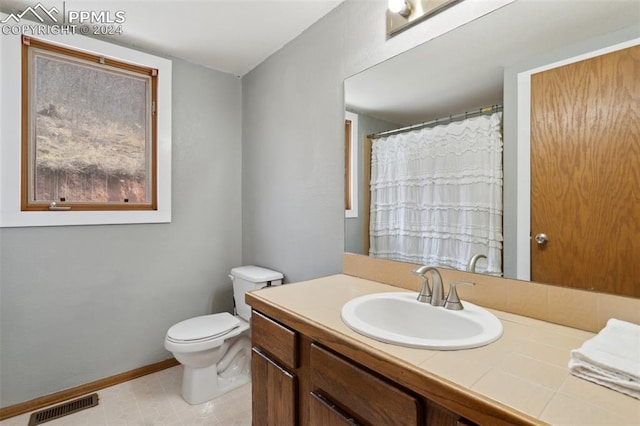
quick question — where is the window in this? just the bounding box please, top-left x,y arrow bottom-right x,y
1,27 -> 171,228
21,36 -> 157,211
345,111 -> 358,218
345,118 -> 352,210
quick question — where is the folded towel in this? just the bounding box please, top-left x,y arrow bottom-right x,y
568,318 -> 640,399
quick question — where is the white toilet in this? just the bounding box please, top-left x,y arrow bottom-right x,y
164,265 -> 283,404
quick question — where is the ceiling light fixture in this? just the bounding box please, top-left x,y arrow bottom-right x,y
387,0 -> 462,38
388,0 -> 413,18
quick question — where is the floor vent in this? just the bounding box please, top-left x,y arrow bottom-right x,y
28,393 -> 99,425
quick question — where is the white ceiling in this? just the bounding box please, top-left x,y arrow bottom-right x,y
346,0 -> 640,125
0,0 -> 345,76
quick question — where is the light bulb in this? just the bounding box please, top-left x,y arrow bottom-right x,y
388,0 -> 412,18
388,0 -> 405,13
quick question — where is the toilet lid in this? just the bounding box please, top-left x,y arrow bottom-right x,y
166,313 -> 240,343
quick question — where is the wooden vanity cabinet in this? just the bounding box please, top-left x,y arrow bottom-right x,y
250,309 -> 476,426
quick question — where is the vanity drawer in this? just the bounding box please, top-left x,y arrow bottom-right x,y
310,391 -> 359,425
251,310 -> 298,369
310,343 -> 422,425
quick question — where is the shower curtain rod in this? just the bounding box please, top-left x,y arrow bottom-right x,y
368,104 -> 503,139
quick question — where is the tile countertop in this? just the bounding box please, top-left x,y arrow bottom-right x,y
247,274 -> 640,426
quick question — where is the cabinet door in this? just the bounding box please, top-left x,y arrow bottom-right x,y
252,348 -> 297,426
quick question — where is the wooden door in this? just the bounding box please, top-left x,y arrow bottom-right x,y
530,45 -> 640,297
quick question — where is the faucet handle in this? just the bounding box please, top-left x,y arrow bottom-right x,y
443,281 -> 475,310
413,266 -> 432,303
416,276 -> 432,303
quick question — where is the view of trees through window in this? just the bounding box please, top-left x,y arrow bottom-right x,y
31,51 -> 151,205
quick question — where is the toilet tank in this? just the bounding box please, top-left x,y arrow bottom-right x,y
230,265 -> 283,321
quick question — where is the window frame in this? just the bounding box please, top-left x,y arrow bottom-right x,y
345,111 -> 358,218
21,36 -> 158,212
0,22 -> 172,228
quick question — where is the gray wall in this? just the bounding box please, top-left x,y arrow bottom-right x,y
240,16 -> 345,282
0,59 -> 242,407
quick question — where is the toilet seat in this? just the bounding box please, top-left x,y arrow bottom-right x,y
167,313 -> 240,344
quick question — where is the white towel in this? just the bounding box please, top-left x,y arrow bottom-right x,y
568,318 -> 640,399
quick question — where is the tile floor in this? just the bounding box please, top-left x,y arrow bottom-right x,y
0,366 -> 252,426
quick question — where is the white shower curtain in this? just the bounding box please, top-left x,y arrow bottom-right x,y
369,112 -> 503,274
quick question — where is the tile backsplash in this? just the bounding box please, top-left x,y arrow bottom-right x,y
342,253 -> 640,333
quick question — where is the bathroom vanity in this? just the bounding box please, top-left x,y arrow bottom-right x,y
250,306 -> 481,425
246,264 -> 639,425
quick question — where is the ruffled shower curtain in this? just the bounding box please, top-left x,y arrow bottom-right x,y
369,112 -> 503,274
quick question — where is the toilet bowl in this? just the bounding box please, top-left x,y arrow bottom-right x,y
164,265 -> 283,405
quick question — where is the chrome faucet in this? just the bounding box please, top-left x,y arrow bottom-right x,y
467,253 -> 487,273
412,266 -> 445,307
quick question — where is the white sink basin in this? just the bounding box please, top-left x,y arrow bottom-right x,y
341,292 -> 503,350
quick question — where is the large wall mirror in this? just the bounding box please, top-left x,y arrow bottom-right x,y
345,0 -> 639,298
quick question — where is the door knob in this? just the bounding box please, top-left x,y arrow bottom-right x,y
535,233 -> 549,245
